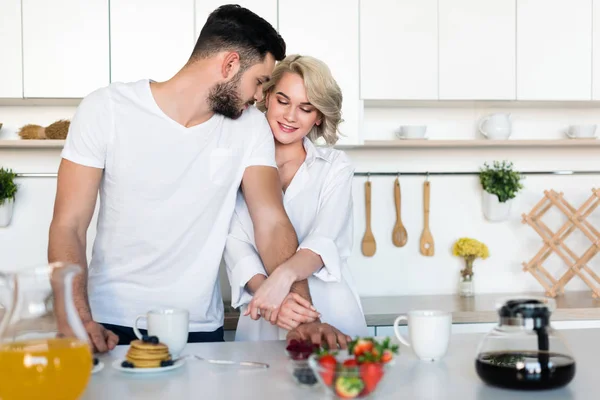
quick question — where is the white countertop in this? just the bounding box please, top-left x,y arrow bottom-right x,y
84,328 -> 599,399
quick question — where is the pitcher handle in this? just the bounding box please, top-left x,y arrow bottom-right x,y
0,272 -> 15,338
393,315 -> 411,347
133,315 -> 146,339
478,116 -> 490,138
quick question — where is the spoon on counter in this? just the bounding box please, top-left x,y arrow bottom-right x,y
177,355 -> 269,369
361,180 -> 377,257
419,179 -> 435,256
392,177 -> 408,247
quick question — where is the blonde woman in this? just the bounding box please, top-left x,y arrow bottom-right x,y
224,55 -> 368,341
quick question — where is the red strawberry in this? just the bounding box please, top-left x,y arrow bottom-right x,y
352,339 -> 374,357
360,362 -> 384,394
381,350 -> 393,364
343,359 -> 358,368
318,354 -> 338,386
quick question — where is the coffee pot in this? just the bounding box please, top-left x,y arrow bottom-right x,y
478,113 -> 512,140
475,297 -> 575,390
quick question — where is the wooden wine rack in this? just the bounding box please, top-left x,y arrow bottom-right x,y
522,189 -> 600,298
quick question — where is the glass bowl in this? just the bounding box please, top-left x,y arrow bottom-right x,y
287,358 -> 319,387
307,350 -> 395,398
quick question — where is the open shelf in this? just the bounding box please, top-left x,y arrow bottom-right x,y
0,140 -> 66,148
337,139 -> 600,149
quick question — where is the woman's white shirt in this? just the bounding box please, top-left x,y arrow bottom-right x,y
224,138 -> 368,340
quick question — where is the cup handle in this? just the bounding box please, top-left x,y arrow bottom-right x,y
478,117 -> 489,138
133,315 -> 146,340
393,315 -> 411,347
566,130 -> 574,138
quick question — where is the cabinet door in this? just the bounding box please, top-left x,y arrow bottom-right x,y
0,0 -> 22,98
439,0 -> 516,100
111,0 -> 195,83
593,0 -> 600,99
22,0 -> 109,98
517,0 -> 592,100
360,0 -> 438,100
279,0 -> 361,144
195,1 -> 278,37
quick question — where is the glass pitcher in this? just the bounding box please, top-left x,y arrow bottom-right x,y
475,297 -> 576,390
0,263 -> 92,400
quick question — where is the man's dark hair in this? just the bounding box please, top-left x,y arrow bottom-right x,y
191,4 -> 286,69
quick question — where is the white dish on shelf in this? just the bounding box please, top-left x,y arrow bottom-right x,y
112,358 -> 185,374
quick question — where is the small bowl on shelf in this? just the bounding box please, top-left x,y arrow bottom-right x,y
308,349 -> 395,399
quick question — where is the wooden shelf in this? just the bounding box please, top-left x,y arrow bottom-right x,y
0,140 -> 65,148
337,139 -> 600,149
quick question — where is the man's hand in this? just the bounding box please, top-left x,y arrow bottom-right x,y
84,321 -> 118,353
286,322 -> 351,350
275,293 -> 320,331
244,267 -> 295,324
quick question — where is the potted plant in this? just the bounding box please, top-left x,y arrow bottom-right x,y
479,161 -> 524,222
0,168 -> 17,227
452,237 -> 489,297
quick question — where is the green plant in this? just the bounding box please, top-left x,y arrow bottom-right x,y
479,161 -> 524,203
0,168 -> 17,206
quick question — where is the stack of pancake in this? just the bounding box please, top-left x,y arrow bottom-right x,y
125,339 -> 172,368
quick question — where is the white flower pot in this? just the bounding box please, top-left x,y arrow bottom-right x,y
459,279 -> 475,297
482,191 -> 512,222
0,198 -> 14,227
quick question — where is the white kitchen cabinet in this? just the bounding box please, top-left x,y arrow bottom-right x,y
0,0 -> 22,98
593,0 -> 600,99
22,0 -> 109,98
195,1 -> 278,37
279,0 -> 361,145
360,0 -> 438,100
111,0 -> 195,83
517,0 -> 592,100
439,0 -> 516,100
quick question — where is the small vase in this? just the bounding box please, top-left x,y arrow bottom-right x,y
482,191 -> 512,222
0,198 -> 14,227
459,278 -> 475,297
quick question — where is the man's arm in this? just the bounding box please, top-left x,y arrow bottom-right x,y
48,159 -> 118,352
241,166 -> 314,314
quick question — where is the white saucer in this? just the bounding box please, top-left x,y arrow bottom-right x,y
396,136 -> 429,140
111,358 -> 185,374
92,360 -> 104,374
566,136 -> 597,139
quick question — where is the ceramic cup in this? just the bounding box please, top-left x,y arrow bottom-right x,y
133,308 -> 189,357
566,125 -> 597,139
393,310 -> 452,361
397,125 -> 428,139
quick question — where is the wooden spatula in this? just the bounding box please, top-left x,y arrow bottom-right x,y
419,180 -> 435,256
392,177 -> 408,247
361,181 -> 377,257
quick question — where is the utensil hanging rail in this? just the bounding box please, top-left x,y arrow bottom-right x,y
13,170 -> 600,178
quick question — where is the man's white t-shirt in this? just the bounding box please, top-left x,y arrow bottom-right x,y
61,79 -> 276,332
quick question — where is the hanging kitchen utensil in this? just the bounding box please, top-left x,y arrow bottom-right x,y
392,176 -> 408,247
419,175 -> 435,256
361,176 -> 377,257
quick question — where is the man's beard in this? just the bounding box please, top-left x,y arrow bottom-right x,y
208,72 -> 250,119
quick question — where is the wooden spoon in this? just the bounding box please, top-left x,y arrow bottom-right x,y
361,181 -> 377,257
392,178 -> 408,247
419,180 -> 435,256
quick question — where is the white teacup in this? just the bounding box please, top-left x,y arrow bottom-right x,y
393,310 -> 452,361
397,125 -> 428,139
133,308 -> 189,357
566,124 -> 597,139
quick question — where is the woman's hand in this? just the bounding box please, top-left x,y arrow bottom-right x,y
244,267 -> 296,323
276,293 -> 321,331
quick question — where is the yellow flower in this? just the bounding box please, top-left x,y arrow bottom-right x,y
452,238 -> 489,260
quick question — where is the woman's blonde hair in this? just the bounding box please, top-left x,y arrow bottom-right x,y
257,55 -> 343,145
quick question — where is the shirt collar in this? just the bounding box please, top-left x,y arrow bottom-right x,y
303,137 -> 333,168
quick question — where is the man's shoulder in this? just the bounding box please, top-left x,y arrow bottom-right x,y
79,80 -> 144,108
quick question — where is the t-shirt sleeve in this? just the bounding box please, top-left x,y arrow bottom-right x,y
61,87 -> 112,169
244,112 -> 276,169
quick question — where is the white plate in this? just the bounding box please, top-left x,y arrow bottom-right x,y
92,360 -> 104,374
111,358 -> 185,374
395,136 -> 429,140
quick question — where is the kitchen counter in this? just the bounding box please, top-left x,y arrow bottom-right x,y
222,291 -> 600,329
84,328 -> 598,399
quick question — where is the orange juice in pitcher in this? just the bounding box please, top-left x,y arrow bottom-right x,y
0,263 -> 94,400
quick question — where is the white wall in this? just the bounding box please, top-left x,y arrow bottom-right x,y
1,104 -> 600,300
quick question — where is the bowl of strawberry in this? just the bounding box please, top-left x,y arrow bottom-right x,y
307,337 -> 398,398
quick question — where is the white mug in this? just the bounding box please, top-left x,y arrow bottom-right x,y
133,308 -> 189,357
566,124 -> 597,139
397,125 -> 428,139
393,310 -> 452,361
